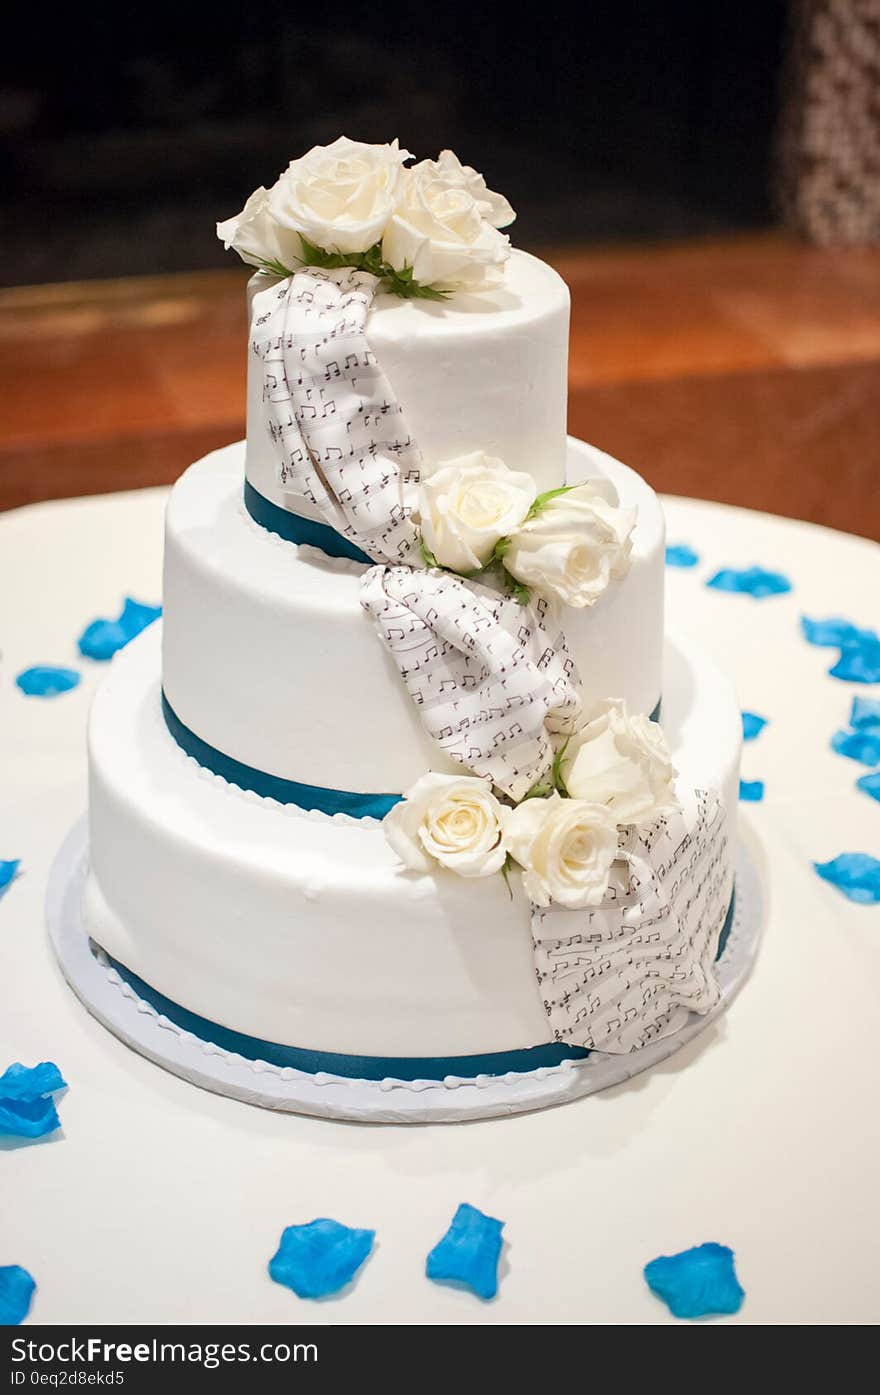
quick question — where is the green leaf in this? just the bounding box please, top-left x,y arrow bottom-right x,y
502,567 -> 531,606
551,736 -> 571,797
521,780 -> 552,802
399,281 -> 450,302
526,484 -> 576,521
420,537 -> 440,569
296,234 -> 356,270
499,853 -> 516,900
383,261 -> 450,301
255,256 -> 298,278
360,243 -> 387,278
291,239 -> 450,301
249,237 -> 451,301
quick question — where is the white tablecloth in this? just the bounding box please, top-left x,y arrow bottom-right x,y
1,486 -> 879,1325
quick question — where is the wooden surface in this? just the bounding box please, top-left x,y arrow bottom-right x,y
1,233 -> 879,537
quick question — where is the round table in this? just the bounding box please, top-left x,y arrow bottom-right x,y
1,486 -> 878,1325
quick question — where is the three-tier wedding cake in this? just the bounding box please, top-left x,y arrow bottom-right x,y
75,139 -> 743,1116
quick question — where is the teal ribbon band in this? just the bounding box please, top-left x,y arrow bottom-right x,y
162,692 -> 402,820
244,479 -> 373,565
96,892 -> 733,1083
94,944 -> 591,1081
163,690 -> 663,820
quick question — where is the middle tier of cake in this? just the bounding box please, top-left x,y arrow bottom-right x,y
161,438 -> 665,796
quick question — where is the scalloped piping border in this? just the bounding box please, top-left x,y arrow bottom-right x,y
147,679 -> 383,830
94,942 -> 585,1095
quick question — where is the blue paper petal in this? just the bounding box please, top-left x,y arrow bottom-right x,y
0,1062 -> 65,1102
78,597 -> 162,662
830,639 -> 880,685
0,1062 -> 67,1139
706,566 -> 792,599
0,860 -> 20,899
0,1266 -> 36,1325
741,711 -> 768,742
801,615 -> 877,648
739,779 -> 764,802
857,772 -> 880,804
665,544 -> 699,568
426,1202 -> 505,1301
644,1242 -> 744,1320
851,697 -> 880,731
814,854 -> 880,905
15,666 -> 80,697
268,1219 -> 374,1299
801,618 -> 880,684
831,729 -> 880,766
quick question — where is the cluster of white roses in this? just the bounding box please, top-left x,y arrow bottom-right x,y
217,137 -> 515,294
418,450 -> 636,608
385,700 -> 679,909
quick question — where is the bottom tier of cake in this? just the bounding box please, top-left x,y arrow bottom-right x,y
83,624 -> 740,1061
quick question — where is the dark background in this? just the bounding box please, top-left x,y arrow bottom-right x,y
0,1 -> 788,287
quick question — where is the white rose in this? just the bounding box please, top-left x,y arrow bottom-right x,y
412,150 -> 515,229
503,481 -> 636,607
384,772 -> 508,878
267,136 -> 411,255
216,187 -> 303,272
382,163 -> 511,290
505,793 -> 618,909
560,700 -> 679,825
418,452 -> 537,573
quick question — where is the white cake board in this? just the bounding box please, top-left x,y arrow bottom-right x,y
47,817 -> 762,1124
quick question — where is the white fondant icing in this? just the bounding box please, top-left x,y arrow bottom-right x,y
245,250 -> 570,511
161,439 -> 665,793
85,622 -> 739,1059
52,824 -> 762,1122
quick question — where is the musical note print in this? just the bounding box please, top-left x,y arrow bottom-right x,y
361,568 -> 582,800
531,788 -> 731,1053
252,266 -> 422,565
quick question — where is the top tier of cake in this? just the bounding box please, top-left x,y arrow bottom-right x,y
244,249 -> 570,511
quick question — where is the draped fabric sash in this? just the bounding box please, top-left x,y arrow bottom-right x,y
531,789 -> 731,1054
253,267 -> 421,566
360,566 -> 581,801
